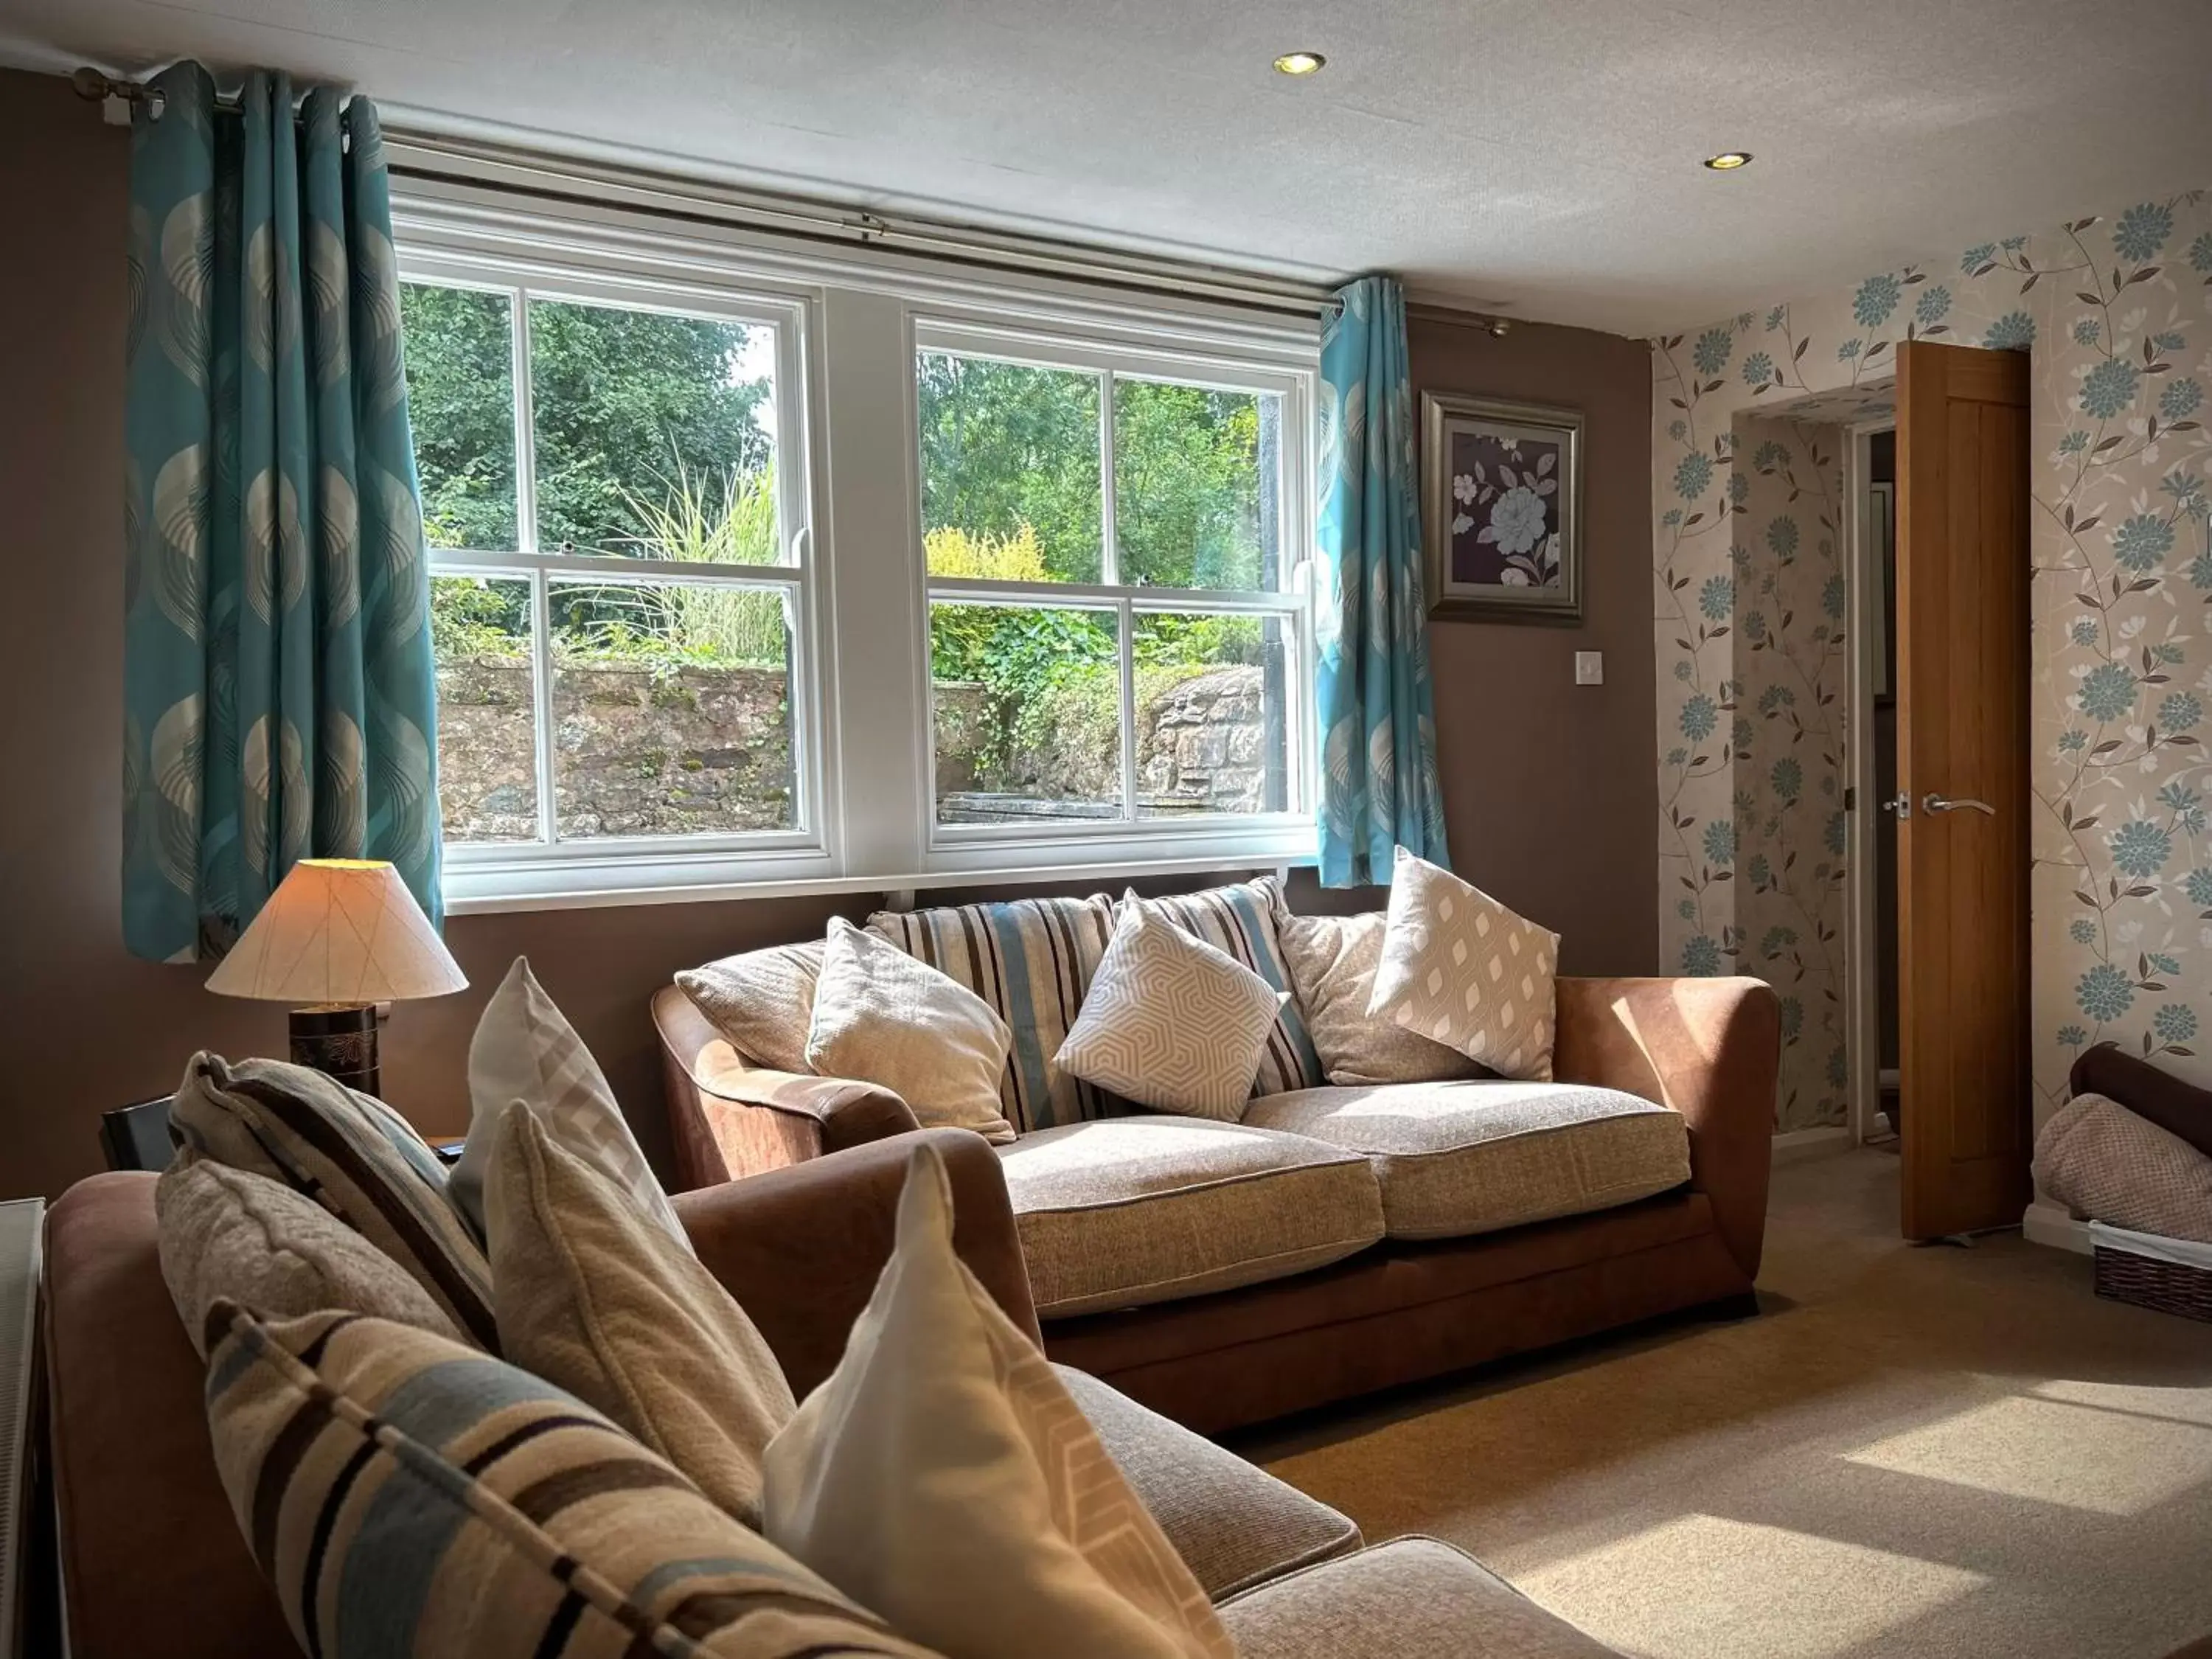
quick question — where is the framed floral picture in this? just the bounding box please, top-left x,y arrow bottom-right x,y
1420,392 -> 1584,622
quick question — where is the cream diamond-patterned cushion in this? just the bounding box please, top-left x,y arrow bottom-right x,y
452,957 -> 689,1251
1366,849 -> 1560,1082
763,1142 -> 1232,1659
1055,897 -> 1286,1121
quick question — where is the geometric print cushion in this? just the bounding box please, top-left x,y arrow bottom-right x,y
1366,848 -> 1560,1082
762,1144 -> 1234,1659
450,956 -> 689,1252
1128,876 -> 1326,1099
1055,898 -> 1285,1121
168,1051 -> 499,1350
204,1306 -> 942,1659
866,894 -> 1116,1134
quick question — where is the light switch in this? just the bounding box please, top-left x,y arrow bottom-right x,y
1575,650 -> 1604,686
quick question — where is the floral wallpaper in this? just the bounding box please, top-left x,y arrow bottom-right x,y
1652,188 -> 2212,1135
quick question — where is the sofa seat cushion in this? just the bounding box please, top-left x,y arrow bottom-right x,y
1241,1082 -> 1690,1242
998,1119 -> 1385,1318
1055,1363 -> 1360,1601
1218,1537 -> 1622,1658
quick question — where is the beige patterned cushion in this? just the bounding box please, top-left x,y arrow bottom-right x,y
807,919 -> 1015,1143
156,1155 -> 463,1357
1056,898 -> 1284,1120
453,956 -> 686,1248
2034,1091 -> 2212,1243
678,941 -> 824,1075
1367,849 -> 1559,1082
1242,1081 -> 1690,1240
1279,911 -> 1487,1087
1130,877 -> 1325,1097
997,1118 -> 1385,1317
484,1104 -> 797,1527
763,1144 -> 1233,1659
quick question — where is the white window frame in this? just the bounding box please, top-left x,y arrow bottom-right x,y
389,175 -> 1321,911
396,248 -> 840,908
911,318 -> 1318,874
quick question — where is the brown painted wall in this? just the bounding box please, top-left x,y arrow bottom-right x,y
1396,310 -> 1658,970
0,68 -> 1653,1203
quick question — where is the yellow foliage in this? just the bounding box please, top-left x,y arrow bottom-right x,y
925,524 -> 1050,582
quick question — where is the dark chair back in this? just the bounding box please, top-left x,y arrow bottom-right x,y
98,1097 -> 175,1172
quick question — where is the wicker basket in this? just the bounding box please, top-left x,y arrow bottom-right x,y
2093,1243 -> 2212,1324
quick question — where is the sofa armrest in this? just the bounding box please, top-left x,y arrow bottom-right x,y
1553,975 -> 1779,1279
653,984 -> 920,1192
672,1127 -> 1037,1397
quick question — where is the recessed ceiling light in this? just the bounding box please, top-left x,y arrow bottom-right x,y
1703,151 -> 1754,170
1273,51 -> 1326,76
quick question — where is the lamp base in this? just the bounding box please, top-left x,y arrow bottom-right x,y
290,1004 -> 380,1096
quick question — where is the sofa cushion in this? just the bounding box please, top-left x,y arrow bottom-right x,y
1218,1537 -> 1621,1658
679,938 -> 824,1075
1277,910 -> 1487,1087
1242,1081 -> 1690,1241
1132,876 -> 1326,1098
204,1305 -> 936,1659
1368,848 -> 1560,1082
868,892 -> 1116,1133
998,1118 -> 1385,1317
1054,1363 -> 1361,1601
1057,899 -> 1286,1121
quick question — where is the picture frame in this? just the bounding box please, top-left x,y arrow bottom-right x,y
1420,391 -> 1584,623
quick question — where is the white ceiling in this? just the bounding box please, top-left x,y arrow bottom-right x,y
7,0 -> 2209,335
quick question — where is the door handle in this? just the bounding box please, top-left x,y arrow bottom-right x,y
1922,793 -> 1995,816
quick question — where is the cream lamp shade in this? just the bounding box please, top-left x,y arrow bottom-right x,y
206,859 -> 467,1006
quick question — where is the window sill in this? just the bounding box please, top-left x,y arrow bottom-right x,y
442,846 -> 1318,917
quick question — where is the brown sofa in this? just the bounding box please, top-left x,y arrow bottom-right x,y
656,972 -> 1781,1433
43,1130 -> 1624,1659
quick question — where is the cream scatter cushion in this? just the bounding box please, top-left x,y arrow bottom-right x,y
156,1155 -> 464,1357
1279,911 -> 1487,1087
1367,849 -> 1559,1082
451,956 -> 687,1251
807,918 -> 1016,1143
763,1144 -> 1233,1659
1057,897 -> 1285,1120
2034,1091 -> 2212,1242
484,1102 -> 796,1526
678,940 -> 824,1075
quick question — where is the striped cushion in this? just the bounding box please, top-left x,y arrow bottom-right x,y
170,1053 -> 498,1351
866,894 -> 1115,1134
1129,877 -> 1325,1098
204,1306 -> 941,1659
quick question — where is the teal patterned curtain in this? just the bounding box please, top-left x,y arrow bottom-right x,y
1315,275 -> 1449,887
123,62 -> 440,961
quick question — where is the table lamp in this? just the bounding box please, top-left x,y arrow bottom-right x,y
206,858 -> 467,1095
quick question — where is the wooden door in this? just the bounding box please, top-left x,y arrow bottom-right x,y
1896,340 -> 2032,1239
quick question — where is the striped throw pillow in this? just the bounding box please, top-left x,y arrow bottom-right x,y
204,1306 -> 939,1659
866,894 -> 1115,1135
170,1053 -> 498,1351
1129,877 -> 1326,1098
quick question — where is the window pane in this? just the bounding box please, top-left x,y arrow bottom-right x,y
530,299 -> 780,563
549,581 -> 796,838
402,285 -> 518,552
1134,612 -> 1290,818
918,352 -> 1102,584
1114,380 -> 1279,591
431,575 -> 538,842
931,602 -> 1120,824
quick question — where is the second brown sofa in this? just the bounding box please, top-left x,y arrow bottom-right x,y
657,970 -> 1780,1434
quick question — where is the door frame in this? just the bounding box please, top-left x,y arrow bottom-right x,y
1843,416 -> 1896,1149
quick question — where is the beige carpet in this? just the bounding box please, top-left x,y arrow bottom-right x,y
1240,1149 -> 2212,1659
